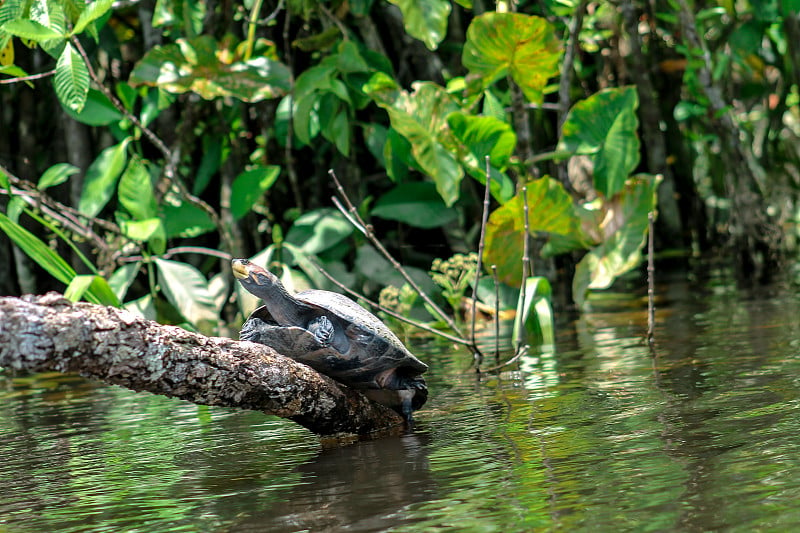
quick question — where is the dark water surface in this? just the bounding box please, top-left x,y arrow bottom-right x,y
3,274 -> 800,532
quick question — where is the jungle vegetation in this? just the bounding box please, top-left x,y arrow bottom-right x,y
0,0 -> 798,354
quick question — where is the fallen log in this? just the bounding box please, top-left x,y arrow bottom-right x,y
0,293 -> 406,437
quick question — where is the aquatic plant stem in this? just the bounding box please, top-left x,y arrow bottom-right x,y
471,156 -> 493,368
327,170 -> 466,340
647,211 -> 655,346
514,185 -> 532,354
492,265 -> 500,366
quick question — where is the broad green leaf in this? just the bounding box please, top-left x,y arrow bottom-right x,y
0,211 -> 75,285
55,42 -> 89,112
38,162 -> 79,190
118,157 -> 156,220
129,36 -> 290,102
124,294 -> 157,321
483,177 -> 576,285
230,165 -> 280,220
0,20 -> 64,42
162,199 -> 217,238
572,175 -> 660,307
372,182 -> 458,229
120,218 -> 163,242
387,0 -> 451,51
155,258 -> 218,325
108,263 -> 140,301
64,275 -> 119,306
61,88 -> 123,125
367,81 -> 463,206
463,13 -> 561,103
558,86 -> 640,197
78,138 -> 131,218
286,208 -> 354,255
447,112 -> 517,203
72,0 -> 113,35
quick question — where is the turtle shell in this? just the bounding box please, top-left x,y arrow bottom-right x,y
240,289 -> 428,411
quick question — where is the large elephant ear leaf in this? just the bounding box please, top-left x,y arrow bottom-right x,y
558,86 -> 640,198
463,13 -> 561,103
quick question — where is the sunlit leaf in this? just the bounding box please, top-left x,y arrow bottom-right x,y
230,165 -> 280,220
463,13 -> 561,103
484,177 -> 576,285
78,138 -> 131,218
0,20 -> 64,42
558,86 -> 640,197
118,156 -> 156,220
155,258 -> 217,325
129,35 -> 291,102
372,182 -> 458,229
37,162 -> 79,190
162,199 -> 217,238
367,81 -> 463,206
72,0 -> 113,35
54,42 -> 89,112
387,0 -> 451,51
513,276 -> 554,346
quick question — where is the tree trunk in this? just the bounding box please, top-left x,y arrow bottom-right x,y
0,293 -> 406,438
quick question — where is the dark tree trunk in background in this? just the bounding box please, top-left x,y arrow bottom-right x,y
0,293 -> 407,438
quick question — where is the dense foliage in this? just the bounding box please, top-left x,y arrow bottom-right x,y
1,0 -> 798,348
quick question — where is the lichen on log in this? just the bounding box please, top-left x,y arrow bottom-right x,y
0,293 -> 405,437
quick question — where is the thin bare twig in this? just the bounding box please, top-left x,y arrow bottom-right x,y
514,185 -> 531,353
491,264 -> 500,366
471,155 -> 492,367
119,246 -> 233,263
309,258 -> 472,347
0,69 -> 57,84
647,211 -> 655,346
483,343 -> 528,373
327,169 -> 466,339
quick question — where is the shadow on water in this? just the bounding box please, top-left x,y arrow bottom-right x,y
5,269 -> 800,531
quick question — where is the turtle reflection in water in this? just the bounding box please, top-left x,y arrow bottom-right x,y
232,259 -> 428,422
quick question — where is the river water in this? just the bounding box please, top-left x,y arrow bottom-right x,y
3,271 -> 800,531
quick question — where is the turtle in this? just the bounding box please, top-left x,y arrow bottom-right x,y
232,259 -> 428,422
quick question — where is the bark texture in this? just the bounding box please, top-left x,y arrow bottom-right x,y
0,293 -> 405,437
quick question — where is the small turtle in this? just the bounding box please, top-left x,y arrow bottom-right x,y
232,259 -> 428,421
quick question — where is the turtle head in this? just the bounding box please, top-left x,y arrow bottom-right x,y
232,259 -> 284,300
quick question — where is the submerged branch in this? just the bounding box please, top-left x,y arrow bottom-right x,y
0,294 -> 405,437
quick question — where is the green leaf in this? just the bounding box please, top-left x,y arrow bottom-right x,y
230,165 -> 280,220
162,198 -> 217,238
463,13 -> 562,103
120,218 -> 163,242
72,0 -> 113,35
118,157 -> 157,220
155,258 -> 218,325
108,263 -> 140,302
572,175 -> 661,307
367,82 -> 464,206
0,211 -> 75,286
65,275 -> 119,306
38,163 -> 79,190
387,0 -> 451,51
129,36 -> 291,102
513,276 -> 554,346
285,208 -> 354,255
54,42 -> 89,112
558,86 -> 640,197
0,19 -> 64,42
79,138 -> 131,218
372,182 -> 458,229
61,88 -> 123,126
484,177 -> 576,285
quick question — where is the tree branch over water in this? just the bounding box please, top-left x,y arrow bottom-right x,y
0,294 -> 405,438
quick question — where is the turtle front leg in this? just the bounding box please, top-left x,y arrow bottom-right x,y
306,315 -> 334,346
